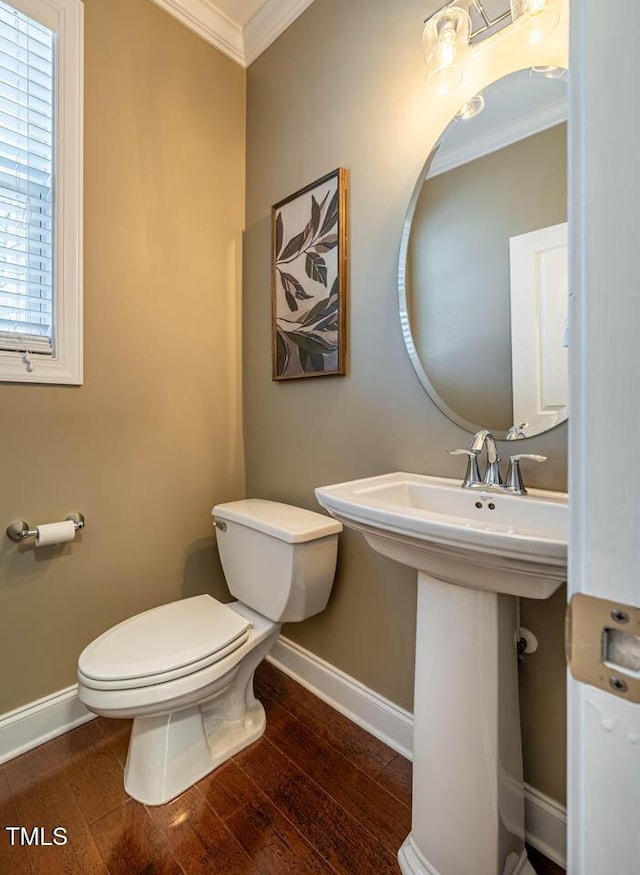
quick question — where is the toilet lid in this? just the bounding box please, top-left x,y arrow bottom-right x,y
78,595 -> 251,683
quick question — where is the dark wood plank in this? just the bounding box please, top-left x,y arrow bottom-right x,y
250,668 -> 292,728
527,844 -> 565,874
0,765 -> 31,875
4,734 -> 63,795
236,737 -> 400,875
226,794 -> 335,874
374,754 -> 412,807
147,786 -> 256,874
94,717 -> 132,769
266,712 -> 411,855
253,661 -> 294,710
90,799 -> 182,875
256,662 -> 397,777
52,720 -> 129,824
197,761 -> 259,821
5,740 -> 106,875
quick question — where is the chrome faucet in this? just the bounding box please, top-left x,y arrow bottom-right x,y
469,429 -> 502,486
505,422 -> 528,440
448,429 -> 547,495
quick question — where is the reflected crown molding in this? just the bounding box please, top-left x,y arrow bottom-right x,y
149,0 -> 315,68
429,97 -> 567,178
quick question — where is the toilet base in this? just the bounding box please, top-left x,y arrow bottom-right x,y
124,698 -> 266,805
122,621 -> 280,806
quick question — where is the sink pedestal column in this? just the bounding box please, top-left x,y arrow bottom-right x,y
398,573 -> 535,875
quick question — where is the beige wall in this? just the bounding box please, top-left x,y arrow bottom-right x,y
0,0 -> 245,713
410,124 -> 567,432
245,0 -> 567,802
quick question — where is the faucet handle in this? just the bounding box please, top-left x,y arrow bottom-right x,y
506,454 -> 547,495
509,454 -> 547,463
448,449 -> 481,488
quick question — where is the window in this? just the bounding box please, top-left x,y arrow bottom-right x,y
0,0 -> 82,384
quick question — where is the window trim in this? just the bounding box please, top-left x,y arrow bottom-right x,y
0,0 -> 83,385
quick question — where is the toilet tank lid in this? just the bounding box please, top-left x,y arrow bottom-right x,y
212,499 -> 342,544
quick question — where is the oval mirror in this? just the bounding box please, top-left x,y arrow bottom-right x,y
400,68 -> 568,439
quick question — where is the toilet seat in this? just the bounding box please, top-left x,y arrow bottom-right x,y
78,595 -> 251,691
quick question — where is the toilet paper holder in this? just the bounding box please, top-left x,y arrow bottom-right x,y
6,512 -> 85,542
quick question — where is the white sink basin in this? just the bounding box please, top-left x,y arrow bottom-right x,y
315,472 -> 567,600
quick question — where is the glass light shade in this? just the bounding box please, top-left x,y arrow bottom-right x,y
510,0 -> 561,45
456,93 -> 485,120
531,65 -> 566,79
423,7 -> 471,96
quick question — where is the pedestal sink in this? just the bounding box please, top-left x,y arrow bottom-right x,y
315,472 -> 567,875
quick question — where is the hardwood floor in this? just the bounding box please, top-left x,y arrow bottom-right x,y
0,661 -> 563,874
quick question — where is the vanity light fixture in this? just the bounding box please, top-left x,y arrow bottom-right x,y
510,0 -> 560,45
422,1 -> 561,96
422,6 -> 471,95
456,92 -> 485,119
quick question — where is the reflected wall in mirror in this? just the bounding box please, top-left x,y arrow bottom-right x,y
400,68 -> 568,439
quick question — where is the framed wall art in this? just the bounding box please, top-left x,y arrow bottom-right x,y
272,167 -> 347,380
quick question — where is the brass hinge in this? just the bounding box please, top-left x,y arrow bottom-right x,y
566,593 -> 640,703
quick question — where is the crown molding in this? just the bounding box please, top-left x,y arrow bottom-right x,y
151,0 -> 245,66
429,97 -> 568,178
150,0 -> 315,68
244,0 -> 315,66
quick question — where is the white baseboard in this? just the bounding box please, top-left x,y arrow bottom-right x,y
268,635 -> 567,870
0,685 -> 94,766
524,783 -> 567,869
267,635 -> 414,759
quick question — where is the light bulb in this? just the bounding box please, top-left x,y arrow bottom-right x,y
423,6 -> 471,96
439,41 -> 456,68
439,26 -> 457,48
528,24 -> 546,44
510,0 -> 560,44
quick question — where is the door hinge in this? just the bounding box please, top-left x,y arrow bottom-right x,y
566,593 -> 640,703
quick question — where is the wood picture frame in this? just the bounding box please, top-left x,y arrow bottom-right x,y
271,167 -> 347,380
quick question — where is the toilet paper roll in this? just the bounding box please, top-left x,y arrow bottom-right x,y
34,520 -> 76,547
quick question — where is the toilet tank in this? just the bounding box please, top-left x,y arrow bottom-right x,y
212,500 -> 342,623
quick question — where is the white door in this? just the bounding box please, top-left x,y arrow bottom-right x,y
568,2 -> 640,873
509,222 -> 568,431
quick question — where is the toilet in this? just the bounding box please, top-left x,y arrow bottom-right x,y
77,499 -> 342,806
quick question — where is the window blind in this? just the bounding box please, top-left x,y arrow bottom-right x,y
0,1 -> 54,355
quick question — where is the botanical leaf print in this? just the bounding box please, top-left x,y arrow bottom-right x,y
305,252 -> 328,287
279,229 -> 308,262
299,346 -> 325,373
280,271 -> 313,303
276,327 -> 289,374
313,234 -> 338,253
273,171 -> 344,378
319,190 -> 338,237
311,195 -> 321,235
275,213 -> 284,258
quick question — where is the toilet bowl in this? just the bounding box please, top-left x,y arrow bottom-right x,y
77,500 -> 342,806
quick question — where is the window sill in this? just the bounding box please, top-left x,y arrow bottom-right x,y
0,348 -> 82,385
